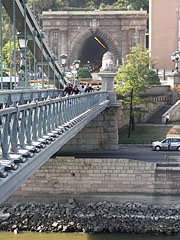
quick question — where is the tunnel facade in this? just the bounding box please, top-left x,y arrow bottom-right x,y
41,10 -> 148,70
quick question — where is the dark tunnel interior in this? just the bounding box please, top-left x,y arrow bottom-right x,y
79,35 -> 108,72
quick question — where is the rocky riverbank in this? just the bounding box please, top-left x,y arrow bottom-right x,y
0,199 -> 180,235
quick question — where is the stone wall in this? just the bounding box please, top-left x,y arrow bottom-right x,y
162,100 -> 180,123
11,156 -> 155,202
117,102 -> 166,129
11,156 -> 180,204
117,107 -> 129,128
59,106 -> 119,153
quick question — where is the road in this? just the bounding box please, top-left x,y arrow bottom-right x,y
57,147 -> 180,163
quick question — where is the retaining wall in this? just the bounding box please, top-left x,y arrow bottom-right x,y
162,100 -> 180,123
10,156 -> 180,204
59,106 -> 119,152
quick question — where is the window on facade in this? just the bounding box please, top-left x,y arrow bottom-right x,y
131,31 -> 136,47
53,32 -> 58,39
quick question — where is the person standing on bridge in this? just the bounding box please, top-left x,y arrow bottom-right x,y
85,83 -> 94,93
63,83 -> 73,96
72,85 -> 80,94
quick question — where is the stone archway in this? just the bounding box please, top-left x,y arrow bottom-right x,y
68,29 -> 120,71
41,10 -> 148,71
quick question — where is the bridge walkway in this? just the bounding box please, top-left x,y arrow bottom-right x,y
0,91 -> 109,204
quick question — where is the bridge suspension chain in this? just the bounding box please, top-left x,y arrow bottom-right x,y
13,0 -> 16,86
0,0 -> 2,89
1,0 -> 65,90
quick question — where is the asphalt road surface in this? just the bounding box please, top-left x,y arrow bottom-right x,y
57,147 -> 180,163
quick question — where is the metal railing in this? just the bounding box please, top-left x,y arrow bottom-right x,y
0,91 -> 108,177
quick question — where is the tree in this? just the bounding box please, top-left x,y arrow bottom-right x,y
116,45 -> 160,137
128,0 -> 149,11
78,67 -> 92,78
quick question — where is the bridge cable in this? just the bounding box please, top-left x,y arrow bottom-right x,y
9,17 -> 12,90
13,0 -> 16,86
33,29 -> 37,88
24,0 -> 27,89
0,0 -> 2,90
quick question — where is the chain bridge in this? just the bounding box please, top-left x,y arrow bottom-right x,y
0,0 -> 118,204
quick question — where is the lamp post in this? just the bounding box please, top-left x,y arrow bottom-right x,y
40,31 -> 45,88
47,56 -> 51,89
60,54 -> 67,88
74,60 -> 80,87
51,54 -> 56,89
171,50 -> 180,72
32,28 -> 37,88
15,32 -> 32,89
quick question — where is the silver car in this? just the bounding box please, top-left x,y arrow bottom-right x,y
152,137 -> 180,151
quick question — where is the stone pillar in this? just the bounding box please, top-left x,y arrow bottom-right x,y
167,71 -> 180,104
61,31 -> 68,55
98,71 -> 117,104
59,106 -> 119,153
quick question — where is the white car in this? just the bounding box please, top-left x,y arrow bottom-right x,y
65,72 -> 73,78
152,137 -> 180,151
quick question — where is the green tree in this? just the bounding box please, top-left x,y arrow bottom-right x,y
27,0 -> 148,11
116,45 -> 160,137
78,67 -> 92,78
128,0 -> 149,11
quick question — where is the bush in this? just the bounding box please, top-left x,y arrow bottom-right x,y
58,7 -> 94,11
0,71 -> 9,77
147,69 -> 160,85
78,67 -> 92,79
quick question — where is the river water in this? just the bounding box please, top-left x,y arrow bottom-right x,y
0,232 -> 180,240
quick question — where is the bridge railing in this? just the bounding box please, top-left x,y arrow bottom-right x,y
0,91 -> 108,177
0,89 -> 63,108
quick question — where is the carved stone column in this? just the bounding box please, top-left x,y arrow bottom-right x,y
98,71 -> 117,104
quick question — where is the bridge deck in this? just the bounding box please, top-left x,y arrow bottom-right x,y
0,92 -> 109,204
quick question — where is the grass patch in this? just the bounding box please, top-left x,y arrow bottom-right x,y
119,125 -> 180,144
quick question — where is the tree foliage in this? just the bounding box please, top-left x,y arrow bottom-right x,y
78,67 -> 92,79
28,0 -> 149,14
116,45 -> 160,103
116,45 -> 160,137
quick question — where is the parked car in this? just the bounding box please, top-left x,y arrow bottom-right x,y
152,137 -> 180,151
65,72 -> 73,78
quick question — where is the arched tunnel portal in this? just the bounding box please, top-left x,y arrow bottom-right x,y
79,35 -> 108,72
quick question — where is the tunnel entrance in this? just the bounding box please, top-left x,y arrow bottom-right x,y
79,35 -> 108,72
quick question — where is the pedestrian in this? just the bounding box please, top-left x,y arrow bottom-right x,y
72,85 -> 80,94
80,84 -> 85,94
85,83 -> 90,93
63,83 -> 73,96
85,83 -> 94,93
89,84 -> 94,92
96,85 -> 100,91
167,139 -> 171,151
165,114 -> 169,125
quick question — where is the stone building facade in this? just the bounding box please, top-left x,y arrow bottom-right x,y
40,10 -> 148,69
149,0 -> 180,70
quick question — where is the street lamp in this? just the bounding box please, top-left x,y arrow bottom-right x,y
171,50 -> 180,72
74,60 -> 80,87
60,54 -> 67,68
60,54 -> 67,87
51,54 -> 56,89
40,31 -> 45,88
15,32 -> 32,89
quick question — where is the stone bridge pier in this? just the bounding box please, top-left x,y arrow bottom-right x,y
59,72 -> 121,154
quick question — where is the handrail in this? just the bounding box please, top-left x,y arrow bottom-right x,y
0,92 -> 108,162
